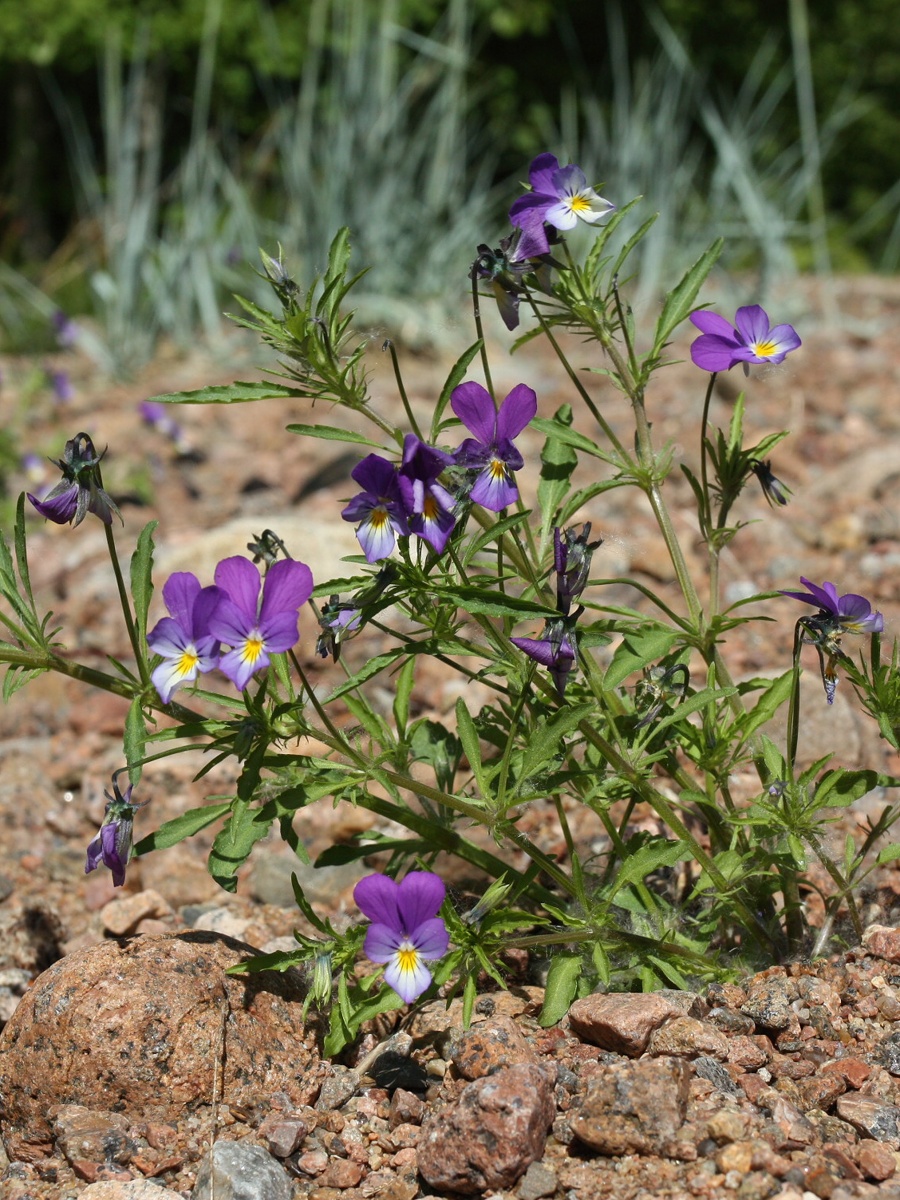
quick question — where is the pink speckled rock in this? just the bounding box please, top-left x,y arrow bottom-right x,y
0,931 -> 321,1162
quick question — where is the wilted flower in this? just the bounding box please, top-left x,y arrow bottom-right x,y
451,382 -> 537,511
316,595 -> 362,661
511,615 -> 579,699
509,153 -> 615,258
147,572 -> 224,703
689,305 -> 801,374
354,871 -> 449,1004
27,432 -> 120,527
471,230 -> 553,331
85,770 -> 144,888
554,523 -> 602,615
781,578 -> 884,635
208,556 -> 313,690
750,459 -> 791,508
398,435 -> 457,554
341,454 -> 409,563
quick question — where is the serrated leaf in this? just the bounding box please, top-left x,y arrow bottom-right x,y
814,769 -> 881,809
431,341 -> 483,439
877,844 -> 900,866
207,798 -> 273,892
604,628 -> 680,690
520,704 -> 592,780
537,404 -> 578,553
462,512 -> 531,566
452,586 -> 556,621
130,520 -> 157,646
455,697 -> 490,805
540,953 -> 582,1026
133,800 -> 234,856
147,381 -> 309,405
124,698 -> 147,787
285,423 -> 385,448
324,648 -> 407,701
652,239 -> 723,355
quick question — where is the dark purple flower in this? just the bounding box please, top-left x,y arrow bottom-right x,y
316,595 -> 362,661
689,306 -> 801,374
27,432 -> 120,527
47,369 -> 74,403
471,230 -> 553,331
509,153 -> 615,258
147,572 -> 224,703
354,871 -> 449,1004
85,771 -> 143,888
139,401 -> 193,455
511,616 -> 578,698
451,382 -> 537,511
555,523 -> 602,616
780,577 -> 884,635
398,435 -> 457,554
208,556 -> 314,690
341,454 -> 409,563
750,459 -> 791,508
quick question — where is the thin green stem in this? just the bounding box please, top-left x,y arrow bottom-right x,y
384,340 -> 423,441
470,272 -> 494,398
104,523 -> 150,687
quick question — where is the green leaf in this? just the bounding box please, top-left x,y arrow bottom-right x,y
431,341 -> 483,440
133,800 -> 234,855
207,798 -> 273,892
324,648 -> 407,702
393,657 -> 416,738
652,239 -> 723,355
451,586 -> 556,621
537,404 -> 579,554
455,697 -> 490,805
604,628 -> 680,690
130,520 -> 157,646
876,844 -> 900,866
147,381 -> 309,405
315,838 -> 428,867
123,698 -> 147,787
462,512 -> 531,567
520,703 -> 593,780
285,423 -> 385,448
813,769 -> 881,809
540,953 -> 582,1026
528,418 -> 611,461
610,836 -> 689,895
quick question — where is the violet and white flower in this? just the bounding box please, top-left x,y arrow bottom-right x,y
354,871 -> 449,1004
509,153 -> 615,258
341,454 -> 410,563
27,432 -> 120,527
398,434 -> 457,554
780,578 -> 884,635
85,771 -> 143,888
451,381 -> 537,511
208,556 -> 314,690
147,572 -> 224,703
689,305 -> 801,374
511,616 -> 578,699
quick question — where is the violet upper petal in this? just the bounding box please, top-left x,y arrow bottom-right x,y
395,872 -> 445,932
734,305 -> 771,344
161,572 -> 201,629
351,454 -> 400,496
527,152 -> 561,193
207,595 -> 252,646
495,384 -> 537,442
451,382 -> 497,445
354,874 -> 402,928
259,559 -> 313,624
690,335 -> 742,373
214,556 -> 261,621
689,310 -> 736,338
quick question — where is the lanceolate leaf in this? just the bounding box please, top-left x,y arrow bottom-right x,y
147,381 -> 310,405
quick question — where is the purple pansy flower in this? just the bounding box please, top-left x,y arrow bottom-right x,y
509,153 -> 615,258
85,771 -> 143,888
398,434 -> 457,554
341,454 -> 410,563
27,432 -> 120,527
316,595 -> 362,661
689,305 -> 801,374
354,871 -> 449,1004
147,572 -> 224,703
451,382 -> 537,511
780,578 -> 884,635
511,616 -> 578,699
208,556 -> 314,690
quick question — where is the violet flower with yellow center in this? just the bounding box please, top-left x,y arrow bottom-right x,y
690,305 -> 801,374
354,871 -> 449,1004
451,381 -> 537,511
147,572 -> 224,703
208,555 -> 313,691
341,454 -> 409,562
509,153 -> 615,258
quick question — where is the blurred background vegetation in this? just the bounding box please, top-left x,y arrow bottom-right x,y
0,0 -> 897,369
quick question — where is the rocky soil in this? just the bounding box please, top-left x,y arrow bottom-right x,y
1,276 -> 900,1199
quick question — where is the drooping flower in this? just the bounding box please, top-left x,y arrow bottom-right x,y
780,578 -> 884,635
27,432 -> 121,527
316,595 -> 362,661
511,616 -> 578,699
689,305 -> 801,374
451,382 -> 537,511
398,435 -> 457,554
208,556 -> 313,690
147,572 -> 224,703
85,770 -> 144,888
341,454 -> 409,563
750,459 -> 791,508
470,230 -> 553,331
509,153 -> 615,258
554,523 -> 602,616
354,871 -> 449,1004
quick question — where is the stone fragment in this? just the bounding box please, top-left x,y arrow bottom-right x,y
763,1094 -> 817,1147
862,924 -> 900,962
647,1015 -> 729,1060
741,974 -> 798,1033
874,1031 -> 900,1075
450,1014 -> 540,1079
569,1056 -> 690,1155
716,1141 -> 753,1173
318,1158 -> 365,1188
417,1063 -> 555,1194
706,1006 -> 756,1035
706,1109 -> 751,1144
692,1055 -> 740,1097
316,1067 -> 360,1111
568,992 -> 687,1057
727,1035 -> 769,1070
257,1112 -> 312,1158
52,1105 -> 137,1167
822,1057 -> 871,1089
793,1071 -> 846,1112
858,1139 -> 897,1181
0,932 -> 319,1162
517,1160 -> 557,1200
191,1140 -> 293,1200
836,1094 -> 900,1144
99,889 -> 174,936
389,1088 -> 425,1128
78,1184 -> 185,1199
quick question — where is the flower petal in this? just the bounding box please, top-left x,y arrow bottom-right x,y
527,152 -> 561,194
690,334 -> 741,373
384,952 -> 433,1004
257,609 -> 300,654
214,556 -> 261,622
395,872 -> 446,932
689,310 -> 736,338
259,559 -> 313,625
161,572 -> 201,629
363,922 -> 403,963
355,874 -> 403,928
495,384 -> 537,442
450,382 -> 497,446
409,916 -> 450,960
469,462 -> 519,511
733,305 -> 771,345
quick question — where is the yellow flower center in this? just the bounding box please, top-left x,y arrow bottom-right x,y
396,945 -> 420,973
369,505 -> 390,529
423,494 -> 440,520
567,192 -> 593,213
176,649 -> 199,676
751,339 -> 777,357
241,634 -> 265,664
489,458 -> 507,479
